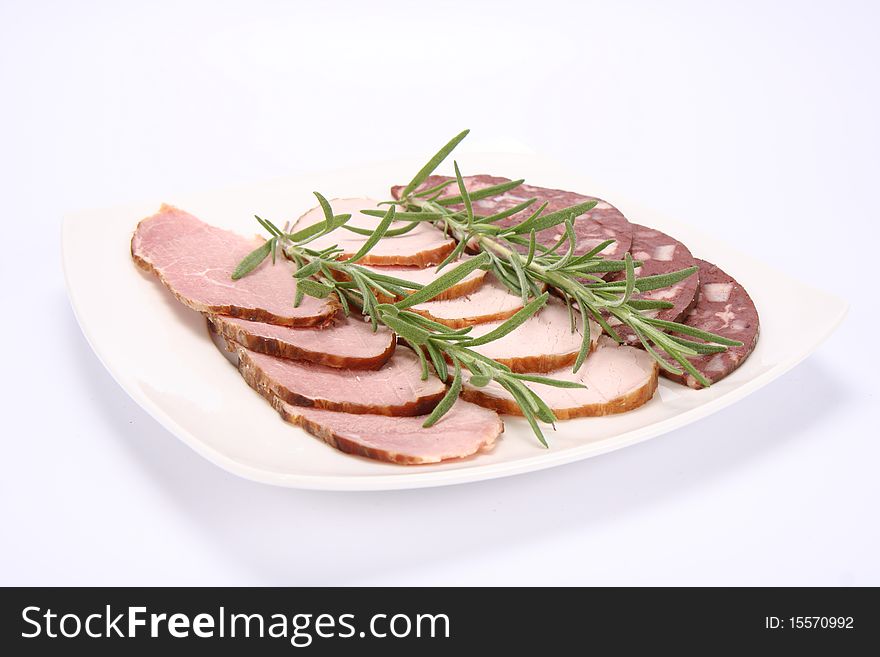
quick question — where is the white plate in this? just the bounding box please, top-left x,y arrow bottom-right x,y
62,153 -> 847,491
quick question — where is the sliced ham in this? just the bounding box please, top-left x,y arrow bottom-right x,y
234,343 -> 447,416
207,313 -> 395,370
360,254 -> 488,301
661,259 -> 760,389
131,204 -> 337,327
410,275 -> 525,328
607,223 -> 700,345
273,398 -> 503,464
393,175 -> 634,262
466,298 -> 601,373
462,337 -> 659,419
291,197 -> 456,267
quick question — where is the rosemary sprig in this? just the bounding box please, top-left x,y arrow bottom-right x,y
232,193 -> 580,446
232,130 -> 742,445
387,131 -> 742,387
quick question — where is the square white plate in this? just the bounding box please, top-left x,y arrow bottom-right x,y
62,152 -> 847,490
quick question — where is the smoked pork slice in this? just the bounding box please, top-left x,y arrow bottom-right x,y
462,337 -> 658,419
274,399 -> 503,464
661,259 -> 759,389
466,298 -> 601,373
607,223 -> 700,345
361,255 -> 488,301
232,343 -> 447,416
207,313 -> 395,370
393,176 -> 634,262
132,204 -> 337,327
291,197 -> 456,266
410,275 -> 525,328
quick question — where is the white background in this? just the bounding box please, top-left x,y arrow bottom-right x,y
2,0 -> 878,585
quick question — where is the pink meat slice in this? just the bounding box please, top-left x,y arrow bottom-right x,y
607,223 -> 700,345
207,313 -> 396,370
361,254 -> 488,301
291,198 -> 456,267
661,259 -> 760,389
276,399 -> 503,464
463,336 -> 658,419
410,275 -> 525,328
466,297 -> 601,373
235,345 -> 447,416
393,175 -> 634,262
132,204 -> 337,327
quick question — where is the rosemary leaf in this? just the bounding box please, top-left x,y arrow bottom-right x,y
666,335 -> 728,354
414,178 -> 456,199
394,252 -> 490,309
255,215 -> 283,238
423,361 -> 462,427
508,251 -> 530,303
232,240 -> 273,280
572,300 -> 591,372
453,161 -> 474,227
642,317 -> 743,346
437,178 -> 525,207
631,266 -> 698,292
602,252 -> 636,309
342,221 -> 420,237
511,200 -> 597,234
510,372 -> 585,388
463,293 -> 549,347
360,209 -> 445,221
346,205 -> 396,263
399,129 -> 470,199
480,198 -> 538,225
525,229 -> 537,267
415,345 -> 430,381
380,313 -> 432,346
292,260 -> 322,279
626,299 -> 675,311
313,191 -> 335,224
500,380 -> 549,447
468,374 -> 492,387
434,234 -> 468,271
296,278 -> 335,299
425,341 -> 448,381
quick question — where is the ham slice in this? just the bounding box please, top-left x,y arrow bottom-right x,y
230,343 -> 447,416
274,398 -> 503,464
291,198 -> 456,267
466,298 -> 601,373
410,275 -> 525,328
207,313 -> 395,370
132,204 -> 337,327
462,337 -> 658,419
360,255 -> 488,301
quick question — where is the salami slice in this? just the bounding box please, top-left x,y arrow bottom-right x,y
393,175 -> 634,262
661,259 -> 759,389
607,223 -> 700,345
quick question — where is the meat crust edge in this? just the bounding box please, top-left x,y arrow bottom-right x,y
206,315 -> 396,370
236,345 -> 447,417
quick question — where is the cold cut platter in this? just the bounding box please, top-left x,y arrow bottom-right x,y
63,133 -> 847,489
